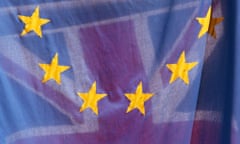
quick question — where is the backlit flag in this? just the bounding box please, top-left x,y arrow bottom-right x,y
0,0 -> 234,144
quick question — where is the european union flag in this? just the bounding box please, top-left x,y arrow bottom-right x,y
0,0 -> 234,144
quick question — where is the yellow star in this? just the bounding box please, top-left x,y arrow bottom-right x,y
125,82 -> 154,115
18,6 -> 50,37
39,53 -> 70,85
196,6 -> 224,39
166,51 -> 198,85
77,82 -> 107,115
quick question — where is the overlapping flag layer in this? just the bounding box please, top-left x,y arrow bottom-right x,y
0,0 -> 238,144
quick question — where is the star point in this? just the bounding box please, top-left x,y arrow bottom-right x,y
39,53 -> 70,85
125,82 -> 154,115
18,6 -> 50,37
77,82 -> 107,115
166,51 -> 198,85
196,6 -> 224,39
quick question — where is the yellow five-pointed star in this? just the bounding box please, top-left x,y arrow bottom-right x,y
166,51 -> 198,85
196,6 -> 224,39
18,6 -> 50,37
39,53 -> 70,85
125,82 -> 154,115
77,82 -> 107,115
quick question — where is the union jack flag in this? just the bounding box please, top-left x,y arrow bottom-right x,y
0,0 -> 233,144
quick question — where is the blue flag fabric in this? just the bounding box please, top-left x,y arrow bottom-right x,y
0,0 -> 234,144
